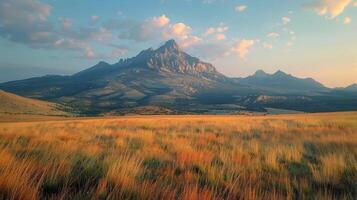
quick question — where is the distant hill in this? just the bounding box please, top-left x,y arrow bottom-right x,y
343,84 -> 357,92
1,40 -> 357,115
235,70 -> 328,95
0,90 -> 68,116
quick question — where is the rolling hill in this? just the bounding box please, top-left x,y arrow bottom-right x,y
0,90 -> 67,116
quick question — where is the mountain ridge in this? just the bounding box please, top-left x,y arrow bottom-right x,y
0,39 -> 356,115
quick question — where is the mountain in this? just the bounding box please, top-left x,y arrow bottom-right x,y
235,70 -> 328,95
0,90 -> 68,116
1,40 -> 356,115
0,40 -> 250,115
343,84 -> 357,92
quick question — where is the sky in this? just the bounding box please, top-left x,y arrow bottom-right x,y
0,0 -> 356,87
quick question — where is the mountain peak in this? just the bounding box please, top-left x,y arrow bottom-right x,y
158,39 -> 180,52
273,70 -> 289,76
253,69 -> 269,77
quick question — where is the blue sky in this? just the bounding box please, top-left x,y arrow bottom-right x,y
0,0 -> 356,87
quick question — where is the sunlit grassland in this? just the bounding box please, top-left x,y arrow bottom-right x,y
0,112 -> 357,199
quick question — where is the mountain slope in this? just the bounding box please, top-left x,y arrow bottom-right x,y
0,90 -> 67,115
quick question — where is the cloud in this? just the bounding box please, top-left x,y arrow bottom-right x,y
179,36 -> 202,48
286,41 -> 294,47
282,16 -> 291,24
0,0 -> 55,46
104,15 -> 201,48
164,23 -> 192,38
59,17 -> 73,30
110,48 -> 128,58
235,5 -> 247,12
267,32 -> 279,38
91,15 -> 100,24
204,24 -> 228,41
343,16 -> 352,24
163,23 -> 203,48
204,25 -> 228,36
188,42 -> 231,60
262,42 -> 273,49
150,15 -> 170,27
231,39 -> 255,58
53,38 -> 97,59
215,33 -> 226,40
0,0 -> 128,59
306,0 -> 352,18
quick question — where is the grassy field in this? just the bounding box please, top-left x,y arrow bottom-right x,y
0,112 -> 357,200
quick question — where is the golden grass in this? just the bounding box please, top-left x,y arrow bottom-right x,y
0,112 -> 357,199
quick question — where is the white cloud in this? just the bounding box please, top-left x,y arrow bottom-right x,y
235,5 -> 247,12
306,0 -> 352,18
267,32 -> 279,38
282,16 -> 291,24
231,39 -> 255,58
343,16 -> 352,24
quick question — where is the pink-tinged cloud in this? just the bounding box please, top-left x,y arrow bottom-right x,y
59,17 -> 73,30
262,42 -> 273,49
167,23 -> 192,37
231,39 -> 255,58
343,17 -> 351,24
204,25 -> 228,36
150,15 -> 170,27
306,0 -> 352,18
91,15 -> 100,24
215,33 -> 226,40
267,32 -> 279,38
179,36 -> 202,48
235,5 -> 247,12
282,16 -> 291,24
